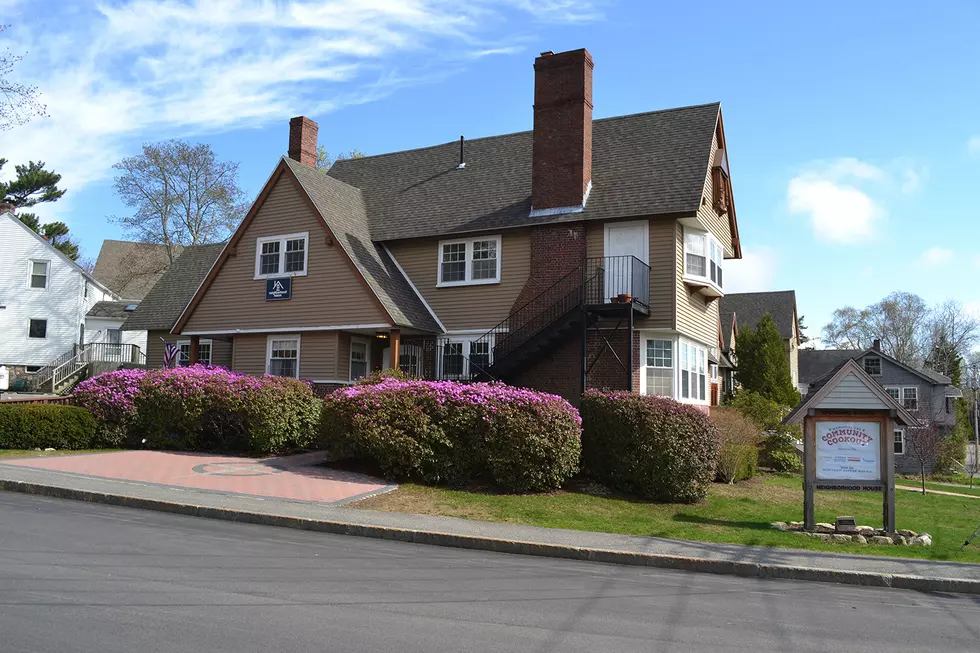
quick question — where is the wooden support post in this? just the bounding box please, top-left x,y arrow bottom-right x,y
189,335 -> 200,365
803,416 -> 816,531
390,329 -> 401,371
883,415 -> 897,534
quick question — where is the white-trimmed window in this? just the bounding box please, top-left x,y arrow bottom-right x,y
437,235 -> 501,286
894,429 -> 905,455
254,232 -> 309,279
28,260 -> 49,289
177,339 -> 212,366
885,386 -> 900,402
266,336 -> 300,378
437,335 -> 493,378
684,229 -> 724,290
863,356 -> 881,376
679,340 -> 708,403
885,386 -> 919,411
644,339 -> 673,396
350,338 -> 369,380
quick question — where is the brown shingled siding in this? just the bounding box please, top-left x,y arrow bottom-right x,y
385,229 -> 531,331
144,330 -> 231,368
231,331 -> 340,380
181,176 -> 388,333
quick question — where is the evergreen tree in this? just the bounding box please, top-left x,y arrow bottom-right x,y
0,159 -> 80,260
734,313 -> 800,406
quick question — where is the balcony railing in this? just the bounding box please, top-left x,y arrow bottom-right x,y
583,255 -> 650,309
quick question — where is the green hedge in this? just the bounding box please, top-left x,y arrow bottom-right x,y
581,391 -> 719,503
0,404 -> 97,450
320,379 -> 581,492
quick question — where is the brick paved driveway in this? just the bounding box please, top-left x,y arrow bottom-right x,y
1,451 -> 393,504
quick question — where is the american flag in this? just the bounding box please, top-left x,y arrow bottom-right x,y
161,337 -> 180,368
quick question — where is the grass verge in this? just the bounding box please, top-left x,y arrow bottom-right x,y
352,473 -> 980,563
0,449 -> 121,460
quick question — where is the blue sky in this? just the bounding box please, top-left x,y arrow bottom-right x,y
2,0 -> 979,341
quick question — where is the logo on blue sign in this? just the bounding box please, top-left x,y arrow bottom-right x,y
266,277 -> 292,301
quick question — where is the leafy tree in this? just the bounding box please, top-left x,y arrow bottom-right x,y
315,145 -> 365,172
0,25 -> 47,130
112,140 -> 248,263
734,314 -> 799,406
0,159 -> 80,259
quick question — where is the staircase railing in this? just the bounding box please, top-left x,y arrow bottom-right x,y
49,343 -> 146,393
24,346 -> 80,390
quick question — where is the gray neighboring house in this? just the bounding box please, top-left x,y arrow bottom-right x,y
798,342 -> 960,474
120,244 -> 228,368
720,290 -> 801,389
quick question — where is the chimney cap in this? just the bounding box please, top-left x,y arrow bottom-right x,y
539,50 -> 554,57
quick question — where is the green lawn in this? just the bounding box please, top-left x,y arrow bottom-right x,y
353,473 -> 980,563
0,449 -> 120,460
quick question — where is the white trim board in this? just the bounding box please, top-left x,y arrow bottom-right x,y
382,243 -> 447,333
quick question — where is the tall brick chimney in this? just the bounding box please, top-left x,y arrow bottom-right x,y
531,48 -> 594,213
288,116 -> 318,167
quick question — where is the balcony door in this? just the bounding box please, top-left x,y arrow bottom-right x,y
603,220 -> 649,302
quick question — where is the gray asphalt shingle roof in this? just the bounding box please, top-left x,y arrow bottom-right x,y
327,103 -> 721,241
122,244 -> 225,331
86,301 -> 138,320
93,240 -> 176,300
798,348 -> 952,387
720,291 -> 798,345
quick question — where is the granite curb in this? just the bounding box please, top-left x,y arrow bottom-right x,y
2,478 -> 979,595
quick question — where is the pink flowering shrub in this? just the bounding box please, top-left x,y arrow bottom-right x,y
74,365 -> 320,453
580,391 -> 719,503
321,379 -> 581,492
74,368 -> 148,446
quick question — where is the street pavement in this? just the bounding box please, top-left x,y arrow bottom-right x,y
1,492 -> 979,653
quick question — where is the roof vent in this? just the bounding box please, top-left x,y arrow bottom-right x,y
124,304 -> 138,312
456,135 -> 466,169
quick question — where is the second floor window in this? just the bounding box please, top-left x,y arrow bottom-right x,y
255,233 -> 308,278
437,235 -> 501,286
886,386 -> 919,411
29,260 -> 49,289
683,229 -> 723,290
863,356 -> 881,376
28,318 -> 47,339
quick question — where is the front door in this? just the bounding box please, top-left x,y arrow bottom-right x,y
604,221 -> 649,301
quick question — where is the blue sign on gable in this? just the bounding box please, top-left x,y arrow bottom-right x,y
265,277 -> 292,301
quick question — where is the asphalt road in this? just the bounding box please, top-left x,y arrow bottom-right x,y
1,494 -> 978,653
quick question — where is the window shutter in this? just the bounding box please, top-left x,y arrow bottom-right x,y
712,167 -> 729,214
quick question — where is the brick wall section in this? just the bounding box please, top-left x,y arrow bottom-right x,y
288,116 -> 318,167
532,49 -> 593,210
511,222 -> 587,311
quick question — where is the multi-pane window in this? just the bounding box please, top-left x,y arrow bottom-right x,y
350,340 -> 368,380
679,341 -> 707,402
645,339 -> 673,396
440,243 -> 466,283
438,236 -> 501,286
255,233 -> 308,278
886,387 -> 901,401
441,342 -> 464,377
28,319 -> 47,339
29,260 -> 49,289
863,356 -> 881,376
894,429 -> 905,455
470,341 -> 491,372
178,340 -> 212,366
268,338 -> 299,378
437,338 -> 492,379
684,229 -> 724,289
903,387 -> 918,411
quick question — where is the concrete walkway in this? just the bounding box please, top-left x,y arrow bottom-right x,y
1,458 -> 980,594
896,485 -> 980,499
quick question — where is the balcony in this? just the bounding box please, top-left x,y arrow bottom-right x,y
583,255 -> 650,313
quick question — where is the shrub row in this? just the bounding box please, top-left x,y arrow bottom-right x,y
321,378 -> 581,493
0,404 -> 98,450
74,365 -> 321,454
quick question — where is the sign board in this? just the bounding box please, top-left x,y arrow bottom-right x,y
265,277 -> 291,301
815,421 -> 880,482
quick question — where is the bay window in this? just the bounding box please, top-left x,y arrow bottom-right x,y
437,235 -> 501,286
679,340 -> 708,403
683,228 -> 724,292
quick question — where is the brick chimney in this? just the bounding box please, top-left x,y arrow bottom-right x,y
288,116 -> 318,167
531,48 -> 594,213
872,339 -> 881,352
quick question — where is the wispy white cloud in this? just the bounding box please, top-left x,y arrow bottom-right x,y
724,245 -> 780,293
917,246 -> 953,268
0,0 -> 601,225
970,136 -> 980,157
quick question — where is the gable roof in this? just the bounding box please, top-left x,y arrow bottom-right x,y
799,348 -> 952,387
121,244 -> 225,331
87,300 -> 138,320
327,103 -> 723,242
784,358 -> 920,427
93,240 -> 176,300
3,211 -> 116,296
720,291 -> 798,344
173,161 -> 442,334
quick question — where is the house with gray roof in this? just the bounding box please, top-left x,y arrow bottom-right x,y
93,240 -> 175,301
720,290 -> 801,389
798,342 -> 961,473
168,48 -> 744,405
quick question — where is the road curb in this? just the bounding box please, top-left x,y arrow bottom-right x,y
3,478 -> 979,595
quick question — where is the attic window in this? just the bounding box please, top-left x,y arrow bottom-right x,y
863,356 -> 881,376
254,232 -> 309,279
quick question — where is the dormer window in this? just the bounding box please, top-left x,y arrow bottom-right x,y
437,235 -> 501,287
254,232 -> 309,279
683,228 -> 723,297
863,356 -> 881,376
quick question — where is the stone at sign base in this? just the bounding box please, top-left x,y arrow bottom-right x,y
771,522 -> 932,546
814,523 -> 835,534
870,536 -> 894,545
